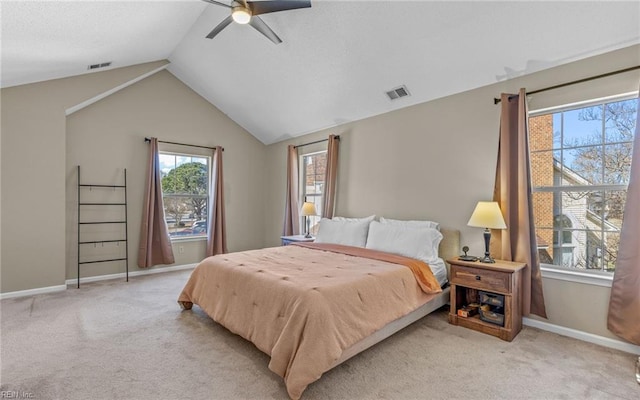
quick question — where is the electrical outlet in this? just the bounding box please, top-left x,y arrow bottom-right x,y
179,246 -> 184,254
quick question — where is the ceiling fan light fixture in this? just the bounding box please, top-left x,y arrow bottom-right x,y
232,6 -> 251,24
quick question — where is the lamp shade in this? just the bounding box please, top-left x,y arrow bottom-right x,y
300,202 -> 317,217
467,201 -> 507,229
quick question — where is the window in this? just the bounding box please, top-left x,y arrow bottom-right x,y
301,151 -> 326,235
530,96 -> 637,273
159,152 -> 210,239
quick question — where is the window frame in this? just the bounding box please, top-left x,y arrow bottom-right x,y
159,151 -> 211,242
299,150 -> 327,235
529,92 -> 637,285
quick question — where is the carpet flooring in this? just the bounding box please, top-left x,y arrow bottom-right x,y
1,269 -> 638,400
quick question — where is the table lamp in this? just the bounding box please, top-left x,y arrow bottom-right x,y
467,201 -> 507,263
300,202 -> 317,238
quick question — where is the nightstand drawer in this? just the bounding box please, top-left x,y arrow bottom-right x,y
450,265 -> 511,293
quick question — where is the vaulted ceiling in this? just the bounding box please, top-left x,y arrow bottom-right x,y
2,1 -> 639,144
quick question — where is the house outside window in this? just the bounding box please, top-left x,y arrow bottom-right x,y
300,151 -> 326,235
529,95 -> 637,273
159,152 -> 210,239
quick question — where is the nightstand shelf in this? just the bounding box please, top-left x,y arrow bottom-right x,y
447,258 -> 526,341
280,235 -> 315,246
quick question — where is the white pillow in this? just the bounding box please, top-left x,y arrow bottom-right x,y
332,215 -> 376,223
379,217 -> 440,231
365,221 -> 442,264
314,218 -> 371,248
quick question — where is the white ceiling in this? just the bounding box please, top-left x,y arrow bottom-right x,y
2,1 -> 639,144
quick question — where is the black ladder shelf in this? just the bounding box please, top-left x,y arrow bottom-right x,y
77,165 -> 129,288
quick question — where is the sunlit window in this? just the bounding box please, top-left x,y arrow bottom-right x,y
300,151 -> 326,235
159,152 -> 210,239
529,96 -> 637,273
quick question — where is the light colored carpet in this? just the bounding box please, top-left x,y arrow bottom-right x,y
1,270 -> 638,400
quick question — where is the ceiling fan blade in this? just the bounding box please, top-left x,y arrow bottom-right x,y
249,16 -> 282,44
206,15 -> 234,39
248,0 -> 311,16
201,0 -> 232,8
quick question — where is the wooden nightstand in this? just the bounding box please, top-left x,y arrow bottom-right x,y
447,258 -> 526,341
280,235 -> 315,246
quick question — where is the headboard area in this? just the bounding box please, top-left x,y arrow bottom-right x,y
439,228 -> 460,276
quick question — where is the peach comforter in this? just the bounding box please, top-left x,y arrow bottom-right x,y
178,243 -> 441,399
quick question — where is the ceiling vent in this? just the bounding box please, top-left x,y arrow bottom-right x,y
87,62 -> 112,70
386,85 -> 410,100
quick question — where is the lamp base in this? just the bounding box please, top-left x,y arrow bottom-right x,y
481,228 -> 494,263
480,255 -> 496,263
304,216 -> 312,238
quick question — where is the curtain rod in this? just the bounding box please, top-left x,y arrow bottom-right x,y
293,135 -> 340,149
144,137 -> 223,151
493,65 -> 640,104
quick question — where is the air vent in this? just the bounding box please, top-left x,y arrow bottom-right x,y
87,62 -> 112,70
386,85 -> 411,100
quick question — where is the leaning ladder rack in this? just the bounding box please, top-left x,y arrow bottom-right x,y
77,165 -> 129,288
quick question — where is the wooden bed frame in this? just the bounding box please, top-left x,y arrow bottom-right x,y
330,228 -> 459,368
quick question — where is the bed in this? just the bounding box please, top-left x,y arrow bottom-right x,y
178,225 -> 459,399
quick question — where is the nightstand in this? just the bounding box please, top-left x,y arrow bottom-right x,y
447,258 -> 526,341
280,235 -> 315,246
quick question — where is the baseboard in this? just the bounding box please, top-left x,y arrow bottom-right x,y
65,263 -> 197,286
1,264 -> 196,300
523,317 -> 640,355
0,284 -> 67,300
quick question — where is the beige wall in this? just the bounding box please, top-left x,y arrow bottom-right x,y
264,44 -> 640,341
2,44 -> 638,343
66,69 -> 266,279
1,62 -> 266,292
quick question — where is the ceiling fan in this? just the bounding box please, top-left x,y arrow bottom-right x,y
202,0 -> 312,44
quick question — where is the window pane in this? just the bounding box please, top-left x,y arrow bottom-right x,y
535,227 -> 554,264
529,114 -> 554,151
529,97 -> 636,274
161,152 -> 210,239
302,152 -> 326,230
564,106 -> 602,147
192,156 -> 208,165
176,156 -> 190,168
564,146 -> 603,185
603,143 -> 633,185
603,232 -> 620,272
553,113 -> 562,149
603,190 -> 626,231
605,99 -> 637,144
162,161 -> 209,195
165,197 -> 208,238
531,151 -> 554,187
159,154 -> 176,175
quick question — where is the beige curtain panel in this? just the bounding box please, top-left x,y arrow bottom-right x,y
283,145 -> 300,236
206,146 -> 227,257
607,88 -> 640,345
137,137 -> 175,268
491,89 -> 547,318
322,135 -> 339,219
